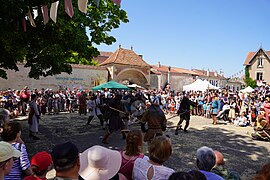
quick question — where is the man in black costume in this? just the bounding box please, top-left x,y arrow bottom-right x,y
175,94 -> 197,134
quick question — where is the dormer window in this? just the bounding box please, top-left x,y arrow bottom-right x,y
257,58 -> 263,68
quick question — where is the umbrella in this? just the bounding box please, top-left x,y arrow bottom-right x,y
92,80 -> 129,90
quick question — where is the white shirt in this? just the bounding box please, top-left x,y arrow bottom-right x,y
133,158 -> 174,180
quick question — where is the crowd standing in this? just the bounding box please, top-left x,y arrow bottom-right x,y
1,84 -> 270,180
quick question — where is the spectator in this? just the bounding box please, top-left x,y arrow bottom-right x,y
0,108 -> 10,134
79,145 -> 126,180
1,121 -> 32,179
196,146 -> 224,180
168,172 -> 193,180
50,142 -> 80,180
0,141 -> 21,179
28,94 -> 40,140
24,151 -> 53,180
188,170 -> 207,180
234,112 -> 248,127
133,135 -> 174,180
211,151 -> 240,180
118,130 -> 146,180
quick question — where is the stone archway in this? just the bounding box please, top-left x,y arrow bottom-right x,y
115,69 -> 148,87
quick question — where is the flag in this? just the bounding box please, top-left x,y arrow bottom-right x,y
112,0 -> 121,6
94,0 -> 100,7
22,18 -> 26,32
33,7 -> 38,19
26,11 -> 36,27
65,0 -> 74,18
78,0 -> 88,13
50,1 -> 59,23
41,5 -> 49,24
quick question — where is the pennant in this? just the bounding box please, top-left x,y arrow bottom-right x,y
78,0 -> 88,13
65,0 -> 74,18
41,5 -> 49,24
50,1 -> 59,23
22,18 -> 26,32
33,7 -> 38,19
112,0 -> 121,6
94,0 -> 100,7
26,11 -> 36,27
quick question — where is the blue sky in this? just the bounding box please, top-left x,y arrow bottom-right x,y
97,0 -> 270,77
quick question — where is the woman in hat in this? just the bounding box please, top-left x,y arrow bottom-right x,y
79,145 -> 126,180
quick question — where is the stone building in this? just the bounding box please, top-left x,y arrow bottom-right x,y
244,47 -> 270,85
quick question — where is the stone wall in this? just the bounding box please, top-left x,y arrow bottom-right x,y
0,64 -> 108,91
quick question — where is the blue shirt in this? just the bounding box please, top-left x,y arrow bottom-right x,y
200,170 -> 224,180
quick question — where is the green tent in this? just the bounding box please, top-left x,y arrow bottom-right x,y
92,80 -> 129,90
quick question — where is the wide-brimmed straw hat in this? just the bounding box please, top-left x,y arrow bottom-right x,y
79,145 -> 121,180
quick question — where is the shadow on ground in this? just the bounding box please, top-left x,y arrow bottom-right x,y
17,113 -> 269,180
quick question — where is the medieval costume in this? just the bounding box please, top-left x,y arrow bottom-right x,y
87,95 -> 104,127
28,94 -> 40,140
175,95 -> 197,134
140,104 -> 167,143
252,113 -> 270,141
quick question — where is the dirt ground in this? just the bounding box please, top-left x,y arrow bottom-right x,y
16,113 -> 270,180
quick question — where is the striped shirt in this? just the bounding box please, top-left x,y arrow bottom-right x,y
4,143 -> 31,180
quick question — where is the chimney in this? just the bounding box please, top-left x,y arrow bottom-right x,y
206,69 -> 209,76
139,55 -> 143,59
214,70 -> 217,77
131,46 -> 133,50
157,61 -> 161,68
119,44 -> 121,49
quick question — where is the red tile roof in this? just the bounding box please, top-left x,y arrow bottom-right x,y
151,65 -> 198,75
99,48 -> 150,67
192,69 -> 226,79
244,50 -> 270,65
93,51 -> 113,64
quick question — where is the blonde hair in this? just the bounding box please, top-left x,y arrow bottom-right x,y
149,135 -> 172,164
125,130 -> 143,156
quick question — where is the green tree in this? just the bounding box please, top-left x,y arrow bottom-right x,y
245,66 -> 257,88
0,0 -> 128,79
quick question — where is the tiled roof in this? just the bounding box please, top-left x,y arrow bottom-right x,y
151,65 -> 198,75
192,69 -> 226,79
99,48 -> 150,67
93,51 -> 113,64
244,50 -> 270,65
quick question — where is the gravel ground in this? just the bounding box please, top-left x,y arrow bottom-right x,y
15,112 -> 270,180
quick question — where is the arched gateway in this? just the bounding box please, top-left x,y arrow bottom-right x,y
99,47 -> 151,88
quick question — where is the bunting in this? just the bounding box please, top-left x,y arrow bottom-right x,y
41,5 -> 49,24
50,1 -> 59,23
65,0 -> 74,18
26,10 -> 36,27
78,0 -> 88,13
112,0 -> 121,6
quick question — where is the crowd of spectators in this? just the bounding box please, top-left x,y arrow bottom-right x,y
1,84 -> 270,179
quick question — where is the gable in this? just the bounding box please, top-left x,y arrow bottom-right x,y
244,48 -> 270,66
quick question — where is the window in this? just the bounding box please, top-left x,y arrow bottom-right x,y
257,58 -> 263,67
256,72 -> 263,81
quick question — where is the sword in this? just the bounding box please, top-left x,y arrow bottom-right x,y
108,106 -> 126,114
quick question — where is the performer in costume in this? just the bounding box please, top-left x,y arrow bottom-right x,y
102,94 -> 126,144
86,94 -> 104,128
175,94 -> 197,135
140,102 -> 167,143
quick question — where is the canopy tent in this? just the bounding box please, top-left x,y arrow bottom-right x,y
91,80 -> 129,90
240,86 -> 254,93
203,80 -> 220,90
183,79 -> 219,92
127,84 -> 145,89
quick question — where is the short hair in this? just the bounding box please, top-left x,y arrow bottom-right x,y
125,130 -> 143,156
51,142 -> 79,172
149,135 -> 172,164
196,146 -> 216,171
168,172 -> 193,180
188,170 -> 207,180
1,121 -> 22,142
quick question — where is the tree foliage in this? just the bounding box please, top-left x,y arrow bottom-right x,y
245,66 -> 257,88
0,0 -> 128,79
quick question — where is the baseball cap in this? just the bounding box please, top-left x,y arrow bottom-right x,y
0,141 -> 20,162
31,151 -> 52,172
